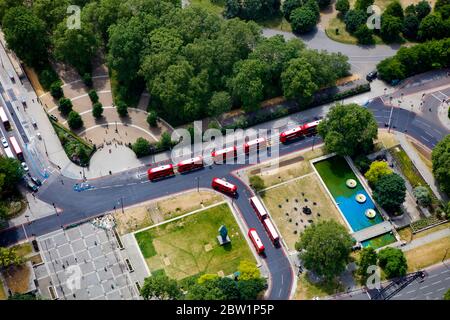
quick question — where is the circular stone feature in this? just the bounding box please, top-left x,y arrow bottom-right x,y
356,194 -> 367,203
346,179 -> 357,188
365,209 -> 377,219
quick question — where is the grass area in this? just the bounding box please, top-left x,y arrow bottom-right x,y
257,13 -> 292,32
115,191 -> 223,235
191,0 -> 225,15
262,174 -> 345,250
0,279 -> 6,300
405,237 -> 450,272
407,138 -> 433,173
295,273 -> 344,300
135,231 -> 157,258
325,16 -> 384,45
398,222 -> 450,242
247,146 -> 325,188
377,131 -> 400,149
12,243 -> 33,258
134,203 -> 255,280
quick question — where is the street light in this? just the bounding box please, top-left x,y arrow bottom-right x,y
196,177 -> 200,192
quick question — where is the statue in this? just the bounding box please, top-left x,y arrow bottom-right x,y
217,225 -> 231,245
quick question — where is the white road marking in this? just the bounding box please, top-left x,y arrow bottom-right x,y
420,135 -> 430,142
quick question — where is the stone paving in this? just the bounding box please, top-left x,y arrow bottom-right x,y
34,223 -> 139,300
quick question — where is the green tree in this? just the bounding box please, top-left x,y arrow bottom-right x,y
380,14 -> 403,42
317,0 -> 332,9
295,220 -> 353,281
444,288 -> 450,300
354,24 -> 375,45
0,156 -> 23,196
157,132 -> 174,150
132,137 -> 150,158
413,186 -> 431,207
290,7 -> 318,34
50,81 -> 64,100
147,111 -> 158,127
344,10 -> 367,34
281,57 -> 318,106
436,4 -> 450,19
116,101 -> 128,117
141,274 -> 182,300
417,13 -> 447,41
82,73 -> 93,88
238,260 -> 261,280
88,90 -> 99,103
317,103 -> 378,156
364,160 -> 393,186
207,91 -> 232,117
92,102 -> 103,119
431,135 -> 450,195
376,57 -> 406,82
373,173 -> 406,213
237,278 -> 266,300
336,0 -> 350,16
32,0 -> 68,32
415,0 -> 431,20
2,6 -> 49,68
58,97 -> 73,115
354,0 -> 374,11
282,0 -> 303,20
384,1 -> 404,19
378,247 -> 407,278
357,247 -> 378,284
67,111 -> 83,130
249,175 -> 265,193
0,247 -> 22,268
402,14 -> 420,40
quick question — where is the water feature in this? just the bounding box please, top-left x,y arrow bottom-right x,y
361,232 -> 397,249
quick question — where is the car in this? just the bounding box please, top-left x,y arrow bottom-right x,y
49,114 -> 58,122
24,177 -> 38,192
21,162 -> 29,172
1,137 -> 8,148
30,176 -> 42,186
366,71 -> 378,82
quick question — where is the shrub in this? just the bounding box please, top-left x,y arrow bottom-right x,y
249,175 -> 265,193
132,137 -> 151,158
373,173 -> 406,213
67,111 -> 83,130
402,14 -> 420,40
92,102 -> 103,119
157,132 -> 175,150
116,101 -> 128,117
336,0 -> 350,16
290,7 -> 318,34
50,81 -> 63,99
82,73 -> 93,87
38,68 -> 59,90
354,24 -> 375,45
413,186 -> 432,207
353,154 -> 371,174
58,97 -> 73,115
88,89 -> 99,103
147,111 -> 158,127
380,14 -> 403,42
344,10 -> 367,34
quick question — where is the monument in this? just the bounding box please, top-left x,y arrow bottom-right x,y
217,225 -> 231,245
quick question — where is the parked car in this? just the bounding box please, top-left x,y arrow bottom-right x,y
366,71 -> 378,82
30,176 -> 42,186
24,178 -> 38,192
21,162 -> 29,172
1,137 -> 8,148
49,114 -> 58,122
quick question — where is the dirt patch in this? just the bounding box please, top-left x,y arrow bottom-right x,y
377,131 -> 400,149
2,265 -> 31,294
24,67 -> 45,97
407,137 -> 433,172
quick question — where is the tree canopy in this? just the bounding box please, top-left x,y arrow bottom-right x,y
373,173 -> 406,213
364,160 -> 393,186
357,247 -> 378,285
141,274 -> 182,300
378,247 -> 408,278
431,134 -> 450,196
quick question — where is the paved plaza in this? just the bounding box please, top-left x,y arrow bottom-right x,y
33,222 -> 139,300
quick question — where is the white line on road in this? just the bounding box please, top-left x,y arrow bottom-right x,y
420,135 -> 430,142
431,281 -> 441,286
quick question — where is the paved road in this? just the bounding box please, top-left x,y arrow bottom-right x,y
334,262 -> 450,300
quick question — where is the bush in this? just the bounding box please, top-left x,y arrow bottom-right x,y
344,10 -> 367,34
82,73 -> 93,87
50,81 -> 64,99
92,102 -> 103,119
58,97 -> 73,115
384,1 -> 404,19
290,7 -> 318,34
402,14 -> 420,40
156,132 -> 175,150
147,111 -> 158,127
116,101 -> 128,117
417,13 -> 448,41
336,0 -> 350,16
132,137 -> 151,158
67,111 -> 83,130
38,68 -> 59,90
380,14 -> 403,42
413,186 -> 432,207
282,0 -> 303,21
88,90 -> 99,103
354,24 -> 375,45
415,0 -> 431,20
249,175 -> 265,193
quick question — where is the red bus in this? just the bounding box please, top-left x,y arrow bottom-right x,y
249,196 -> 268,220
9,136 -> 23,161
177,156 -> 204,173
244,138 -> 267,154
262,218 -> 280,246
301,120 -> 321,135
279,126 -> 303,143
248,228 -> 265,254
211,146 -> 237,163
211,177 -> 237,196
147,164 -> 174,181
0,107 -> 11,131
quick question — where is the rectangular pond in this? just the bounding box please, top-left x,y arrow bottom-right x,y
314,156 -> 384,232
361,232 -> 397,249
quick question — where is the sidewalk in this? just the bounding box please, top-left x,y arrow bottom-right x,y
397,227 -> 450,252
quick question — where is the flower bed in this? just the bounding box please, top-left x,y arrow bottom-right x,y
410,216 -> 446,233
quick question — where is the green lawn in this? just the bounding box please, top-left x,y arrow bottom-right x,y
190,0 -> 225,15
134,203 -> 255,280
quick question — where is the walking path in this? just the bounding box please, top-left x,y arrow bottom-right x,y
398,228 -> 450,252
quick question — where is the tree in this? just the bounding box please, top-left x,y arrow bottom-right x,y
157,132 -> 174,150
50,81 -> 64,100
147,111 -> 158,127
344,10 -> 367,34
140,274 -> 182,300
378,247 -> 407,278
2,6 -> 49,68
434,0 -> 450,11
281,57 -> 318,106
444,288 -> 450,300
415,0 -> 431,20
364,160 -> 393,186
417,13 -> 447,41
384,1 -> 404,19
58,98 -> 73,115
8,293 -> 38,300
336,0 -> 350,16
92,102 -> 103,119
376,56 -> 406,82
0,156 -> 24,196
132,137 -> 150,158
354,0 -> 374,11
82,73 -> 93,88
67,111 -> 83,130
373,173 -> 406,213
282,0 -> 303,20
354,24 -> 375,45
249,176 -> 265,193
380,14 -> 403,42
431,135 -> 450,195
32,0 -> 68,32
295,220 -> 353,281
290,7 -> 318,34
0,247 -> 22,268
317,0 -> 332,9
224,0 -> 281,21
116,101 -> 128,117
402,14 -> 420,40
238,260 -> 261,281
357,247 -> 378,284
237,278 -> 266,300
437,4 -> 450,19
88,90 -> 99,103
207,91 -> 232,117
413,186 -> 431,207
317,103 -> 378,156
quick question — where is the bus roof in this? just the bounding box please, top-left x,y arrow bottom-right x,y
212,146 -> 236,156
149,164 -> 173,173
249,228 -> 264,248
213,178 -> 236,190
0,107 -> 8,122
245,138 -> 266,147
263,218 -> 279,240
280,126 -> 302,136
178,156 -> 203,166
250,196 -> 268,218
9,136 -> 21,154
302,120 -> 321,130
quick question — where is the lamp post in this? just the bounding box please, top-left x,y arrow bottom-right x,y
196,177 -> 200,192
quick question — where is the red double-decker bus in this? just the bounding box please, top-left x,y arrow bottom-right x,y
177,156 -> 204,173
0,107 -> 11,131
9,136 -> 23,161
211,146 -> 237,163
248,228 -> 265,254
244,138 -> 267,154
211,177 -> 237,196
147,164 -> 174,181
249,196 -> 268,220
279,126 -> 303,143
301,120 -> 321,135
262,218 -> 280,246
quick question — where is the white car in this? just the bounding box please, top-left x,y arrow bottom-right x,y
21,162 -> 29,172
1,137 -> 8,148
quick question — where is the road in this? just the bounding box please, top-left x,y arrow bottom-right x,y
334,262 -> 450,300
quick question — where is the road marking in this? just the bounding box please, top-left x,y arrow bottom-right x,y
421,285 -> 429,289
420,135 -> 430,142
431,281 -> 441,286
437,287 -> 446,291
